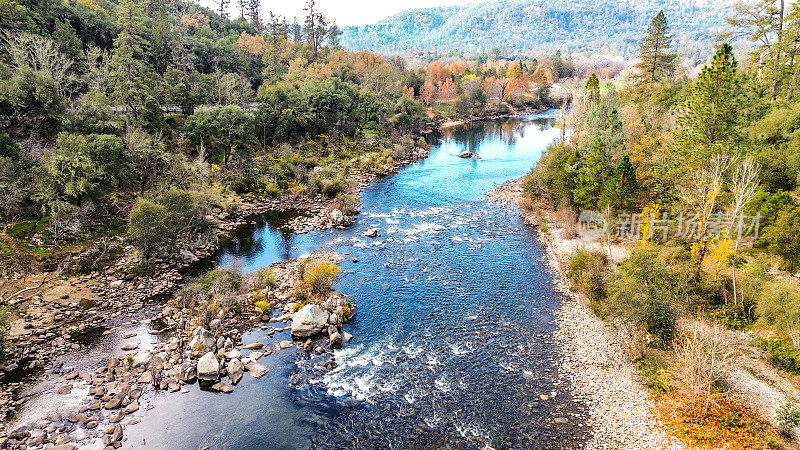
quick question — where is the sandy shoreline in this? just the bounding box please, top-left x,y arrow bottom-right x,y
487,179 -> 682,449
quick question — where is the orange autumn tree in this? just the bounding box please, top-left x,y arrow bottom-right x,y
438,77 -> 457,103
237,31 -> 267,57
420,79 -> 438,106
426,61 -> 448,85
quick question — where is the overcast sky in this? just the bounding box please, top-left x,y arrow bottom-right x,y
198,0 -> 475,27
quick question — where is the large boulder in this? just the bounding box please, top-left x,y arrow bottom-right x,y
227,358 -> 243,385
330,209 -> 344,225
197,352 -> 220,382
291,304 -> 330,339
189,327 -> 216,352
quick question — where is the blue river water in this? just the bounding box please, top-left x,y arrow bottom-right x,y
124,111 -> 590,449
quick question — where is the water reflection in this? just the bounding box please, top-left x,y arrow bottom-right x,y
128,111 -> 590,449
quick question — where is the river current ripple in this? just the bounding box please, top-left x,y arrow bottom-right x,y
125,111 -> 591,449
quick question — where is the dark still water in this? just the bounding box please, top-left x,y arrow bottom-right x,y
125,112 -> 591,449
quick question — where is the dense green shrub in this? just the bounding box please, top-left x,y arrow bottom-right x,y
637,351 -> 671,393
776,400 -> 800,435
753,338 -> 800,375
128,190 -> 208,258
200,268 -> 243,295
764,206 -> 800,271
566,249 -> 608,301
335,193 -> 360,215
757,281 -> 800,346
302,261 -> 340,296
128,199 -> 169,258
522,142 -> 577,208
603,246 -> 681,350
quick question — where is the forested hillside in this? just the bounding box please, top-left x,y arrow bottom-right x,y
0,0 -> 565,282
342,0 -> 734,60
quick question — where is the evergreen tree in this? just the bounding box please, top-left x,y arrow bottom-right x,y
636,10 -> 676,85
291,18 -> 302,44
573,138 -> 607,211
586,73 -> 600,104
600,155 -> 639,212
726,0 -> 788,100
673,43 -> 744,169
217,0 -> 229,19
328,23 -> 341,48
247,0 -> 261,29
109,0 -> 152,131
52,20 -> 85,73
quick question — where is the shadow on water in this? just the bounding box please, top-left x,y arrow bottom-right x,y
125,111 -> 592,449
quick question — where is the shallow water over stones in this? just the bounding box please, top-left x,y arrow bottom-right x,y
125,111 -> 591,449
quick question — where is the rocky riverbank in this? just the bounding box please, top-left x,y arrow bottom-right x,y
487,180 -> 682,449
0,251 -> 356,449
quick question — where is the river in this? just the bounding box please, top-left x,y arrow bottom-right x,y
124,111 -> 590,449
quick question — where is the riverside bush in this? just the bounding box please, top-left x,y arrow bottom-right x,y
776,400 -> 800,435
604,246 -> 678,350
303,261 -> 340,296
637,351 -> 671,393
200,268 -> 243,295
335,193 -> 360,216
129,189 -> 208,258
566,249 -> 608,301
254,300 -> 271,314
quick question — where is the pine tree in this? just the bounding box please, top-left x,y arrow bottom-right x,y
636,11 -> 677,85
247,0 -> 261,29
109,0 -> 152,131
726,0 -> 787,100
585,73 -> 600,104
673,43 -> 743,170
291,17 -> 302,44
217,0 -> 228,19
328,23 -> 341,48
600,155 -> 639,212
573,138 -> 607,211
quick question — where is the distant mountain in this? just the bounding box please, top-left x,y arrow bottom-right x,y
341,0 -> 735,58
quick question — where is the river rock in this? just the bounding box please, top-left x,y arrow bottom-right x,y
197,352 -> 220,382
224,349 -> 242,360
245,361 -> 269,379
330,209 -> 344,225
131,351 -> 151,368
227,359 -> 243,385
189,327 -> 216,352
458,151 -> 481,159
243,342 -> 263,350
291,304 -> 329,338
179,362 -> 197,383
209,382 -> 234,393
329,332 -> 342,349
364,228 -> 380,237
